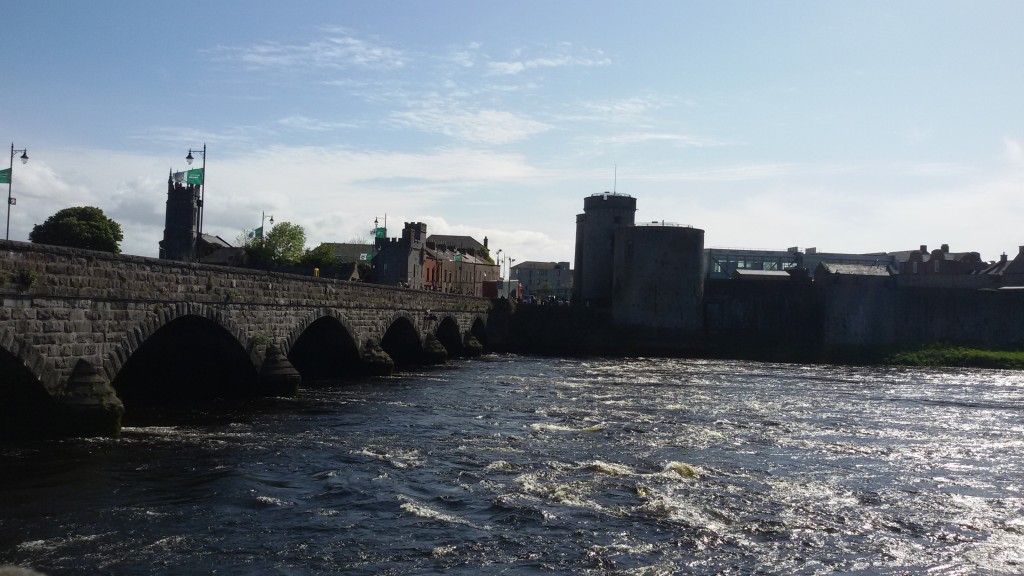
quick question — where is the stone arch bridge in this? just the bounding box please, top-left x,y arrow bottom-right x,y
0,241 -> 491,438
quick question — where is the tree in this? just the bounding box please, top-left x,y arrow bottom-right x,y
300,243 -> 339,268
29,206 -> 123,253
245,221 -> 306,267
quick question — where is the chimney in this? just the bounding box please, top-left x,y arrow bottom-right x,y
1001,253 -> 1008,263
483,236 -> 488,249
920,245 -> 928,253
941,244 -> 949,253
1019,246 -> 1024,256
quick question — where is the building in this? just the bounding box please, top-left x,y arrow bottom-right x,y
891,244 -> 985,276
800,248 -> 893,273
511,261 -> 572,301
426,234 -> 489,258
573,192 -> 636,306
292,242 -> 373,281
323,242 -> 375,265
159,170 -> 233,262
424,243 -> 495,295
159,171 -> 202,261
372,222 -> 498,296
813,262 -> 892,284
571,194 -> 705,333
703,246 -> 892,280
612,223 -> 704,332
374,222 -> 428,289
703,247 -> 801,280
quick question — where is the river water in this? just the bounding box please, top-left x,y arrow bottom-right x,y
1,357 -> 1023,575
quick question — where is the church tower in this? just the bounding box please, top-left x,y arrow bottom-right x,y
159,170 -> 200,261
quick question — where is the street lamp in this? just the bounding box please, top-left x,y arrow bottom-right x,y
4,143 -> 29,241
185,144 -> 206,259
496,249 -> 503,279
508,257 -> 516,299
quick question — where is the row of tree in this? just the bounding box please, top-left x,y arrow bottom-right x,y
25,206 -> 350,269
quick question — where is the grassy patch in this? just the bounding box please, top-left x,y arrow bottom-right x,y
885,345 -> 1024,370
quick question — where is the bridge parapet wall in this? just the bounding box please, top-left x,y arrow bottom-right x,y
1,240 -> 482,309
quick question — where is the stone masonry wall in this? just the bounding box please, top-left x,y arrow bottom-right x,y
0,241 -> 489,397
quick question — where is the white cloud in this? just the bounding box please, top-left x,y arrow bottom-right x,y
209,28 -> 405,72
277,115 -> 357,132
1003,136 -> 1024,167
578,96 -> 664,120
448,42 -> 482,68
389,108 -> 551,145
893,162 -> 972,177
486,44 -> 611,76
637,163 -> 849,183
633,148 -> 1024,261
591,132 -> 730,148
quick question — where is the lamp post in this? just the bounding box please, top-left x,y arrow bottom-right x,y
508,257 -> 516,299
262,211 -> 274,233
185,144 -> 206,260
5,143 -> 29,241
496,249 -> 502,279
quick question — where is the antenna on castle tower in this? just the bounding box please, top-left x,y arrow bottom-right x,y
613,165 -> 617,194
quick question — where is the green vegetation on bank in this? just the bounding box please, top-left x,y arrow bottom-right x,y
884,345 -> 1024,370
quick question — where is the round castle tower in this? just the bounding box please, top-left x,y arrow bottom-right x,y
572,193 -> 636,306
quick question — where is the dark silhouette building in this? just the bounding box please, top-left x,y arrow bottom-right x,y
159,171 -> 200,261
572,192 -> 636,306
374,222 -> 427,288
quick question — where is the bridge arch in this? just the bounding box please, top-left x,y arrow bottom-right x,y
0,326 -> 50,390
469,315 -> 488,345
380,314 -> 423,368
104,302 -> 252,382
436,316 -> 464,357
284,309 -> 362,381
0,328 -> 55,438
111,312 -> 257,409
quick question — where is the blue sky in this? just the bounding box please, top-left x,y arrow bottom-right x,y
3,1 -> 1023,265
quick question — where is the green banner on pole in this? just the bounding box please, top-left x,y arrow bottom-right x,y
186,168 -> 204,186
0,168 -> 10,184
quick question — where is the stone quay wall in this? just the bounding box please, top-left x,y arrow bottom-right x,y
490,278 -> 1024,361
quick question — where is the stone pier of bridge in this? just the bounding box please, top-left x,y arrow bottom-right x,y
0,240 -> 490,438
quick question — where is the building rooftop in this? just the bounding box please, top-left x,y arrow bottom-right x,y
201,234 -> 232,249
426,235 -> 486,252
512,261 -> 570,270
731,269 -> 792,280
818,262 -> 891,276
322,243 -> 374,264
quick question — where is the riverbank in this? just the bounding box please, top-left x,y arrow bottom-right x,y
883,344 -> 1024,369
